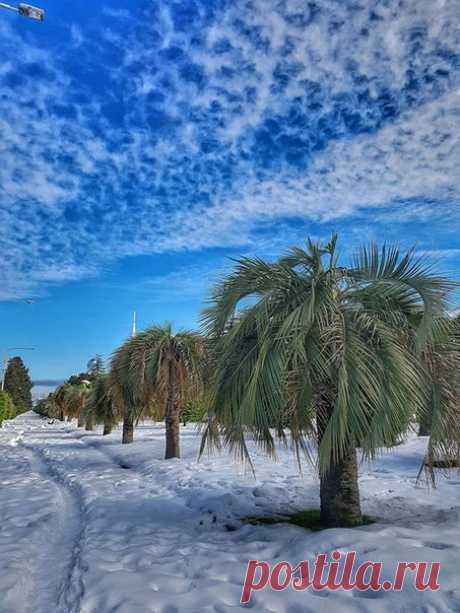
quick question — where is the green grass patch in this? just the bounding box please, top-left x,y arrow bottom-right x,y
244,509 -> 375,531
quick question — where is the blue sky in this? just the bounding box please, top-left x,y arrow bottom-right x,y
0,0 -> 459,391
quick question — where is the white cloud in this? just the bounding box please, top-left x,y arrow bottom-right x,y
70,25 -> 84,48
0,1 -> 459,300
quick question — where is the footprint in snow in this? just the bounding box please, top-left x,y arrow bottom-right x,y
424,542 -> 455,550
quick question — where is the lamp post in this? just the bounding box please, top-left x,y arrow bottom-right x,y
2,347 -> 35,391
0,3 -> 45,21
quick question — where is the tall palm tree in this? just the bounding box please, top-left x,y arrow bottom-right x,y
110,323 -> 205,457
420,316 -> 460,475
110,335 -> 148,444
417,316 -> 454,437
54,383 -> 89,423
54,384 -> 71,422
85,374 -> 118,435
42,394 -> 59,420
64,383 -> 91,428
201,235 -> 457,527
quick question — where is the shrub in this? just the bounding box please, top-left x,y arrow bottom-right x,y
0,391 -> 16,425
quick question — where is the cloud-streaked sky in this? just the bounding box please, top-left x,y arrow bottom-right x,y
1,0 -> 459,383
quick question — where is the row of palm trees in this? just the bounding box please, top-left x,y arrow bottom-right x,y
39,325 -> 207,460
39,236 -> 460,528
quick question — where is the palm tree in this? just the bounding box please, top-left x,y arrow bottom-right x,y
42,393 -> 59,420
77,396 -> 86,427
54,384 -> 71,422
417,318 -> 449,437
420,316 -> 460,473
85,374 -> 118,435
65,384 -> 91,428
201,236 -> 457,527
41,383 -> 90,425
110,336 -> 147,444
110,323 -> 205,456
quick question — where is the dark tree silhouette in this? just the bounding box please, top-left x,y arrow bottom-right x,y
4,357 -> 33,415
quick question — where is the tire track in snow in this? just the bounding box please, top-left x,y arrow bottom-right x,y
21,439 -> 87,613
20,424 -> 144,613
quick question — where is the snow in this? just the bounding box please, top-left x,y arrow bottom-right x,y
1,412 -> 459,612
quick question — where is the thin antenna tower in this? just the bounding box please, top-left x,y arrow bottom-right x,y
131,311 -> 137,337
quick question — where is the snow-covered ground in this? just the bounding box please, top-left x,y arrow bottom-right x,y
0,412 -> 459,613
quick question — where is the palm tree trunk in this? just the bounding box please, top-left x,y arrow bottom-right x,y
165,361 -> 180,459
77,397 -> 86,427
319,445 -> 362,527
103,418 -> 112,436
122,412 -> 134,444
418,410 -> 432,436
317,393 -> 362,528
85,413 -> 94,431
59,409 -> 65,422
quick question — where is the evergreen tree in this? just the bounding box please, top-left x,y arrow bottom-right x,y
4,357 -> 33,415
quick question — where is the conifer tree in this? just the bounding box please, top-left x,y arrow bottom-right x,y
4,357 -> 33,415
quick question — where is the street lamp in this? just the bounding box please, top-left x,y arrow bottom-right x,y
0,3 -> 45,21
2,347 -> 35,391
